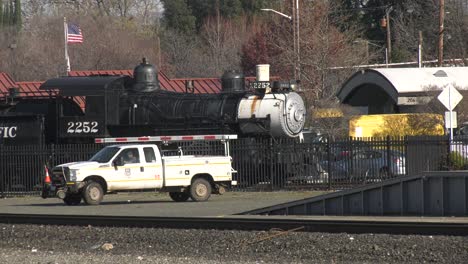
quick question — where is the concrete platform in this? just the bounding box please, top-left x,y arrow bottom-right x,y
0,191 -> 326,217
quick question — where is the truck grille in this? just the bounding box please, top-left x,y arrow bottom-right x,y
52,167 -> 69,183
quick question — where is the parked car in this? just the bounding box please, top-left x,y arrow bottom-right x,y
307,134 -> 372,161
322,149 -> 406,182
286,161 -> 329,185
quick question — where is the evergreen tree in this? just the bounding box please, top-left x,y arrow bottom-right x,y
14,0 -> 21,31
161,0 -> 196,34
186,0 -> 212,30
188,0 -> 265,31
240,0 -> 267,15
0,1 -> 3,27
4,0 -> 10,26
218,0 -> 243,18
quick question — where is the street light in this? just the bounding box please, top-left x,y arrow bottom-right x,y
260,9 -> 291,20
261,1 -> 300,81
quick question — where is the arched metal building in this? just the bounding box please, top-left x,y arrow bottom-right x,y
337,67 -> 468,114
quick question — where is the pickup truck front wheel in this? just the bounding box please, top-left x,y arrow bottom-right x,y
190,178 -> 212,202
82,181 -> 104,205
169,192 -> 190,202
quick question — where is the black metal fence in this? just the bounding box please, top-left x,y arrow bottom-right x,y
1,136 -> 467,197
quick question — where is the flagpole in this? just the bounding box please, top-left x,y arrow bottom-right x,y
64,17 -> 70,74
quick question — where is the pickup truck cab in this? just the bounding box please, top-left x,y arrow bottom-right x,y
43,142 -> 236,205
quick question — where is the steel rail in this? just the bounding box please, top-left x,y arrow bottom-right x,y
0,213 -> 467,236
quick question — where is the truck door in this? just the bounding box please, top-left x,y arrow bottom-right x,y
142,146 -> 163,188
111,147 -> 145,190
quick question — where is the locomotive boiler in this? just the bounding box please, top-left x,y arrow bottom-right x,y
1,59 -> 306,144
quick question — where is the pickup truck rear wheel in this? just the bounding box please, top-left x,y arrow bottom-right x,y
169,192 -> 190,202
82,181 -> 104,205
63,194 -> 82,205
190,178 -> 212,202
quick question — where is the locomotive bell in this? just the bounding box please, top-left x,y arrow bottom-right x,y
132,58 -> 159,92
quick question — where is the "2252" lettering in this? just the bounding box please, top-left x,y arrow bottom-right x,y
67,121 -> 99,133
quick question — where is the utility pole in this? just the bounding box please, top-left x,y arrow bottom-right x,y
385,6 -> 393,64
292,0 -> 297,81
295,0 -> 300,81
438,0 -> 445,66
418,31 -> 423,68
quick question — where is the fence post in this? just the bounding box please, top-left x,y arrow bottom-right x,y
0,148 -> 4,198
404,136 -> 408,175
269,138 -> 274,190
327,136 -> 332,190
386,135 -> 391,177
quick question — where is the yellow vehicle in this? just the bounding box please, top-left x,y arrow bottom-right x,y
311,108 -> 445,137
349,113 -> 445,137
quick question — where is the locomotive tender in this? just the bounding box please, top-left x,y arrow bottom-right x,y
0,59 -> 306,144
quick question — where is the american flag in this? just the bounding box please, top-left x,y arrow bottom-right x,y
67,23 -> 83,43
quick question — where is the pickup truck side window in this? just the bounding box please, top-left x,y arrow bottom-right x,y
117,148 -> 140,164
144,147 -> 157,163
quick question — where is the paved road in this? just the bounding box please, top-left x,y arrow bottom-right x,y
0,191 -> 326,217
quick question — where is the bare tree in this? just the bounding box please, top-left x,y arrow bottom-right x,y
160,29 -> 205,77
0,14 -> 159,81
199,15 -> 257,76
22,0 -> 162,25
162,14 -> 261,78
391,0 -> 468,65
265,1 -> 367,125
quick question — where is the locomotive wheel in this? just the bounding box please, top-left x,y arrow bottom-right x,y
169,192 -> 190,202
63,194 -> 82,205
82,181 -> 104,205
190,178 -> 212,202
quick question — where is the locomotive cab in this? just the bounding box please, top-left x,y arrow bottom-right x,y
40,75 -> 131,142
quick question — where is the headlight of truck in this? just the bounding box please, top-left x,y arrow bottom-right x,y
69,169 -> 78,181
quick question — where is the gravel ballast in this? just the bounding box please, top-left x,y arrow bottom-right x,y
0,223 -> 467,263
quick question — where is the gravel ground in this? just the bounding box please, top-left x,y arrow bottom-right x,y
0,224 -> 467,264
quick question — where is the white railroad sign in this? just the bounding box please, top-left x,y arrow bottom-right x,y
438,84 -> 463,111
438,84 -> 462,140
445,111 -> 458,129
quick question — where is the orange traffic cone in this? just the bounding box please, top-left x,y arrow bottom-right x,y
44,165 -> 51,184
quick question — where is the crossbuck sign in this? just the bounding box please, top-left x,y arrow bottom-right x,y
437,84 -> 463,140
437,84 -> 462,111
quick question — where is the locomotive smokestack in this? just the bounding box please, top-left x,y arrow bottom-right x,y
132,58 -> 160,92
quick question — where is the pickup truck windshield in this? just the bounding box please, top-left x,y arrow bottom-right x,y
89,147 -> 120,163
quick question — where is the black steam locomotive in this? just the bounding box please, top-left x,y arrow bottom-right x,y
0,59 -> 306,145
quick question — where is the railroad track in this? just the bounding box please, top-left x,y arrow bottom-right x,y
0,213 -> 467,236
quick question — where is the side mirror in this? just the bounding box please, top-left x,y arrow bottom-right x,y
113,159 -> 123,170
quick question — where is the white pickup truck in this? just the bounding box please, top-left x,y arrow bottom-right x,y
42,135 -> 237,205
